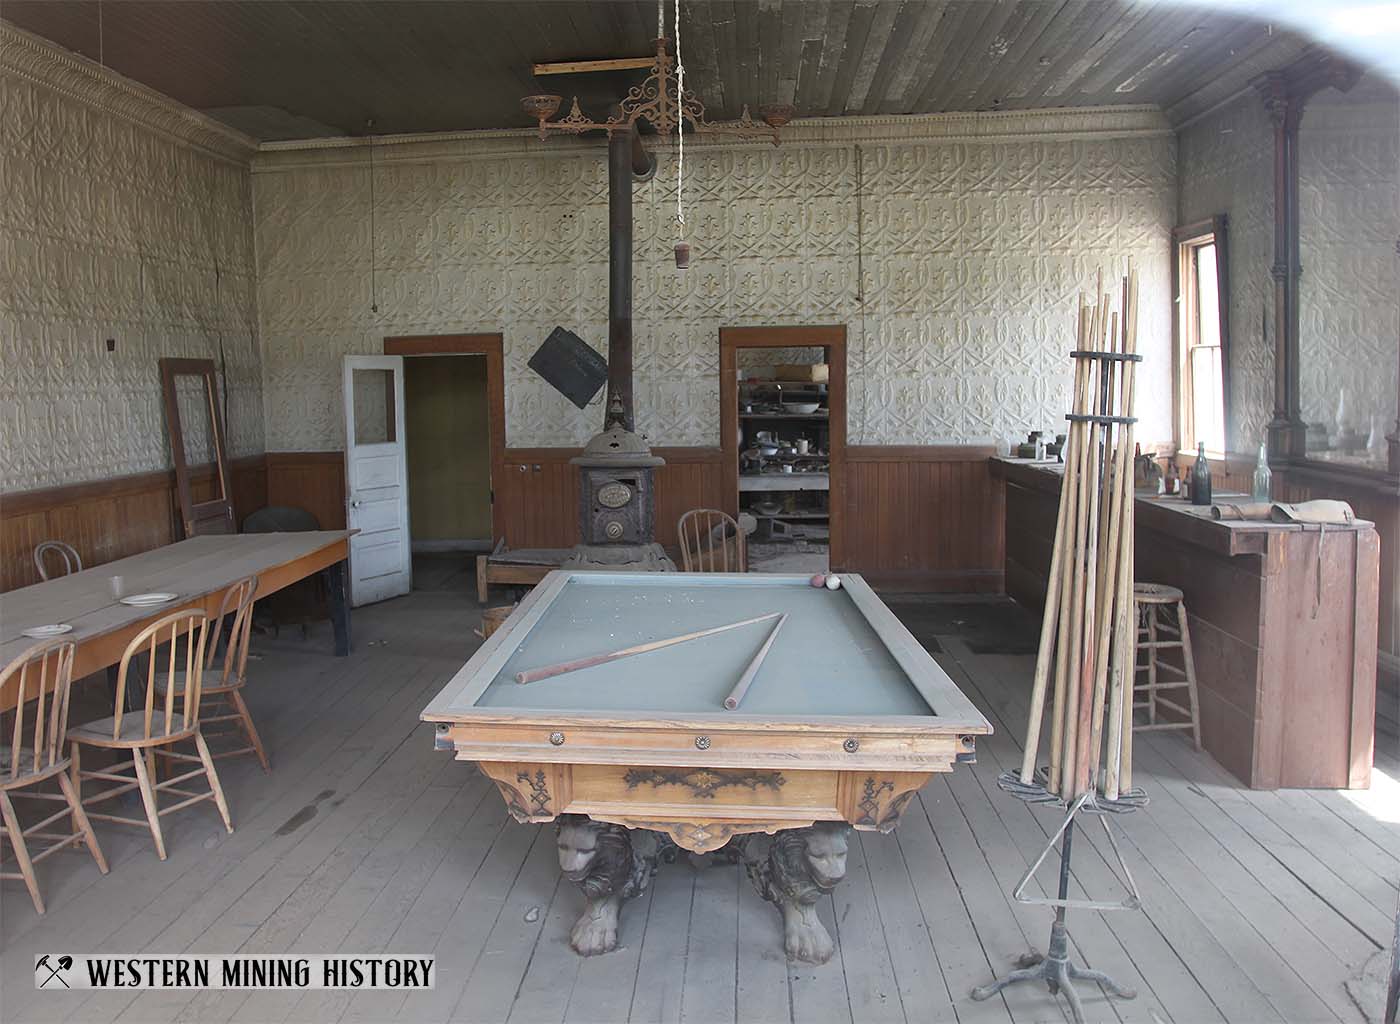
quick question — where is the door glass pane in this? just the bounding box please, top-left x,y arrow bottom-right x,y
351,368 -> 396,444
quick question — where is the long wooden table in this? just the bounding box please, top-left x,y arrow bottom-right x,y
0,532 -> 352,708
993,457 -> 1380,789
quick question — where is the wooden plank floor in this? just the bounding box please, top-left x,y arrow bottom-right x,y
3,565 -> 1396,1024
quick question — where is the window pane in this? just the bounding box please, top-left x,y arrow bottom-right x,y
351,368 -> 396,445
1190,346 -> 1225,453
1194,243 -> 1220,351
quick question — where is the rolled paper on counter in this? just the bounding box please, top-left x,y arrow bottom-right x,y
1211,502 -> 1273,521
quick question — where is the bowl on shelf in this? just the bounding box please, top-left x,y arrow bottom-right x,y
784,402 -> 821,414
753,501 -> 783,516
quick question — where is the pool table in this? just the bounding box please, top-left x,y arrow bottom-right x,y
422,571 -> 991,960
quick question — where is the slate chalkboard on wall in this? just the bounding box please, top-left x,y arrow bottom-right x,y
528,327 -> 608,410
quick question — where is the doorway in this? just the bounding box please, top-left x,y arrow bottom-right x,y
384,334 -> 506,597
719,326 -> 847,575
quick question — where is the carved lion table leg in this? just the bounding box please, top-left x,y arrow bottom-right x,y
555,814 -> 663,956
739,821 -> 850,965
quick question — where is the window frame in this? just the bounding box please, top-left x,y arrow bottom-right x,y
1171,215 -> 1232,455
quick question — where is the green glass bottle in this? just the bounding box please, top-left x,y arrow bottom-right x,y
1251,442 -> 1272,502
1190,442 -> 1212,506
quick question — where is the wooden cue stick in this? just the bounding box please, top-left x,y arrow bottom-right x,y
1106,268 -> 1140,797
1059,296 -> 1101,795
1087,300 -> 1130,786
1047,300 -> 1094,794
1070,291 -> 1110,798
514,612 -> 782,684
1027,301 -> 1093,786
723,613 -> 787,710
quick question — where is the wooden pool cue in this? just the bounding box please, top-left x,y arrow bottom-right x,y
1026,300 -> 1093,788
723,613 -> 788,710
515,612 -> 782,684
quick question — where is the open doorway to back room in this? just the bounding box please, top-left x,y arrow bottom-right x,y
385,335 -> 506,598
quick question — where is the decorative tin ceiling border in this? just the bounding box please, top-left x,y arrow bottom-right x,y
0,20 -> 258,163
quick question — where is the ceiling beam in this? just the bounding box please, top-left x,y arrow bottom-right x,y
533,56 -> 654,76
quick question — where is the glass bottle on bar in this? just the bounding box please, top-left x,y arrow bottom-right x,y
1191,442 -> 1212,506
1251,442 -> 1272,502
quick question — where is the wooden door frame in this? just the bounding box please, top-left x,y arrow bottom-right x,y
384,333 -> 506,545
719,325 -> 848,568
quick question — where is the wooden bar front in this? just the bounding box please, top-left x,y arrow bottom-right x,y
993,458 -> 1380,790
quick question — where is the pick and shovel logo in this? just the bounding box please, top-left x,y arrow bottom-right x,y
35,954 -> 74,988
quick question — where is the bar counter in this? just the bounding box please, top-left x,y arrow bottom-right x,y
991,457 -> 1380,789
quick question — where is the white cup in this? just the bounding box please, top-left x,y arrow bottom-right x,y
796,439 -> 810,454
109,575 -> 125,600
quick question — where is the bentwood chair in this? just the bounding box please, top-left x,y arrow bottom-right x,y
677,509 -> 748,573
0,639 -> 109,913
33,541 -> 82,581
69,610 -> 233,860
152,575 -> 269,772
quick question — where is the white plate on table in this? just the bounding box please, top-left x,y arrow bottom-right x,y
22,624 -> 73,638
120,593 -> 179,607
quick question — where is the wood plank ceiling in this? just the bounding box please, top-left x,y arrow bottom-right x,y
3,1 -> 1310,140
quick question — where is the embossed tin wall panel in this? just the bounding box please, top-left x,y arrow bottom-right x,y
0,53 -> 261,493
1177,92 -> 1277,452
1298,84 -> 1400,455
254,116 -> 1175,453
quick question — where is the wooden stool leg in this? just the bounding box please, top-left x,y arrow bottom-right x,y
58,769 -> 109,874
1146,606 -> 1159,726
0,790 -> 44,913
195,732 -> 234,833
130,751 -> 167,860
229,690 -> 271,773
1175,600 -> 1203,750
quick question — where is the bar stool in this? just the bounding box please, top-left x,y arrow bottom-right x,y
1132,583 -> 1202,749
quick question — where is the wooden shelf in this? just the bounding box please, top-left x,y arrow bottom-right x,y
745,511 -> 830,520
739,412 -> 828,420
740,473 -> 829,492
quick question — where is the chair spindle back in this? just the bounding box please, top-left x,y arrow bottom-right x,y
677,509 -> 747,573
0,639 -> 76,782
206,575 -> 258,688
112,610 -> 210,742
33,541 -> 82,581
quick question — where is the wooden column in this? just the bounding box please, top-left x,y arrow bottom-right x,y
1252,52 -> 1363,462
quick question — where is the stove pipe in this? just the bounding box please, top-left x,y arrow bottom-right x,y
605,125 -> 655,433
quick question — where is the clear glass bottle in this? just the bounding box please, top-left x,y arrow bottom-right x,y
1251,442 -> 1272,502
1191,442 -> 1212,506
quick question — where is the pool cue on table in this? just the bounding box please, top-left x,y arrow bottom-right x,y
515,612 -> 782,684
723,613 -> 788,710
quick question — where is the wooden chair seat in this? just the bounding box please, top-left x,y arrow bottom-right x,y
0,748 -> 71,790
68,716 -> 199,748
151,670 -> 242,697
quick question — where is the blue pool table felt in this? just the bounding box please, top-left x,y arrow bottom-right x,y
474,575 -> 936,718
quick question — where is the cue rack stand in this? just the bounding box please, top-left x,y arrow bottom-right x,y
973,267 -> 1149,1024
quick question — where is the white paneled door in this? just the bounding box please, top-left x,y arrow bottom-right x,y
342,356 -> 411,606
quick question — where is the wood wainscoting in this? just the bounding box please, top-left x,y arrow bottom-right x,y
837,446 -> 1004,592
0,456 -> 267,592
265,451 -> 347,531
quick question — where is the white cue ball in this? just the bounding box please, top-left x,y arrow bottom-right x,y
810,574 -> 826,588
825,574 -> 842,590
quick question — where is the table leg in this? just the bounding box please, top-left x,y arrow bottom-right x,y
555,815 -> 662,956
738,822 -> 850,964
323,559 -> 351,656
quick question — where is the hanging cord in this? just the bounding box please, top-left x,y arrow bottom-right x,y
367,122 -> 379,313
675,0 -> 685,238
98,0 -> 105,67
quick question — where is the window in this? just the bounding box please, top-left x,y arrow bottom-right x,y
1173,217 -> 1230,454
